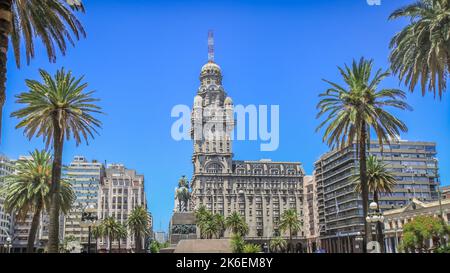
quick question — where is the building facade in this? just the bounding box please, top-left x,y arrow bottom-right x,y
442,185 -> 450,200
98,164 -> 147,252
383,198 -> 450,253
303,175 -> 320,252
0,155 -> 15,251
63,156 -> 104,249
315,140 -> 440,253
189,40 -> 305,247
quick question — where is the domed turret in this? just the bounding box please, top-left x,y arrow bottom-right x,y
200,61 -> 222,78
194,95 -> 203,108
224,96 -> 233,106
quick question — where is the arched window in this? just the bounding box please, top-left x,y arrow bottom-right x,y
236,168 -> 246,175
270,169 -> 280,175
206,163 -> 222,174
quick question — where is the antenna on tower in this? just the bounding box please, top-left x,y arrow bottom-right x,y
208,30 -> 214,62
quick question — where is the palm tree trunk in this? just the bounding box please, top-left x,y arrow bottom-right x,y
47,119 -> 64,253
135,233 -> 141,253
27,204 -> 43,253
289,228 -> 292,253
373,191 -> 385,253
359,123 -> 370,253
118,238 -> 121,253
109,235 -> 112,253
0,0 -> 12,139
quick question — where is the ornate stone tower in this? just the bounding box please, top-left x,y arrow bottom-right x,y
191,34 -> 234,176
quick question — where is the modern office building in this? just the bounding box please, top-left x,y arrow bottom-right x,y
0,155 -> 15,252
98,163 -> 147,252
315,140 -> 440,253
383,198 -> 450,253
63,156 -> 104,249
188,33 -> 305,248
303,175 -> 320,253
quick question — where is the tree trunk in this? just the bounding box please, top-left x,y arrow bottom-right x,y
47,118 -> 64,253
359,122 -> 371,253
289,228 -> 292,253
118,238 -> 121,253
0,0 -> 12,140
135,233 -> 141,253
27,204 -> 43,253
109,235 -> 112,253
373,191 -> 385,253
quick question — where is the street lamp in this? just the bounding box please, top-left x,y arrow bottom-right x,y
3,236 -> 12,253
365,201 -> 384,253
80,204 -> 98,253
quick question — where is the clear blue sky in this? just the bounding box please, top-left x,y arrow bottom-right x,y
1,0 -> 449,232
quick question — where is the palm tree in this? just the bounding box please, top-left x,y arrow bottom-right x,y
279,209 -> 301,253
389,0 -> 450,98
203,219 -> 219,239
269,237 -> 287,253
225,211 -> 249,237
230,233 -> 245,253
213,214 -> 225,239
116,223 -> 127,253
0,149 -> 75,253
316,57 -> 411,249
127,206 -> 150,253
0,0 -> 86,136
11,68 -> 102,252
354,155 -> 396,252
243,243 -> 261,253
91,224 -> 104,253
101,216 -> 120,253
195,205 -> 211,239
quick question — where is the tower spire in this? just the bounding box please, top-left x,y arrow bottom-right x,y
208,30 -> 214,63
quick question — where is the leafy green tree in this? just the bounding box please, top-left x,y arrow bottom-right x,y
0,149 -> 75,253
389,0 -> 450,98
269,237 -> 287,253
279,209 -> 302,253
243,243 -> 261,253
126,206 -> 150,253
316,57 -> 411,248
225,211 -> 249,237
230,233 -> 245,253
399,215 -> 449,253
0,0 -> 86,136
59,235 -> 81,253
354,155 -> 396,252
12,68 -> 102,252
149,240 -> 160,253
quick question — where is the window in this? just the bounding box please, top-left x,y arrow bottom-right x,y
206,163 -> 222,174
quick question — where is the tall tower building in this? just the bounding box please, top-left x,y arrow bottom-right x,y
189,32 -> 305,247
63,156 -> 104,249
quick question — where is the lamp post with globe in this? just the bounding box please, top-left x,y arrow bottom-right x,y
80,204 -> 98,253
365,201 -> 385,253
